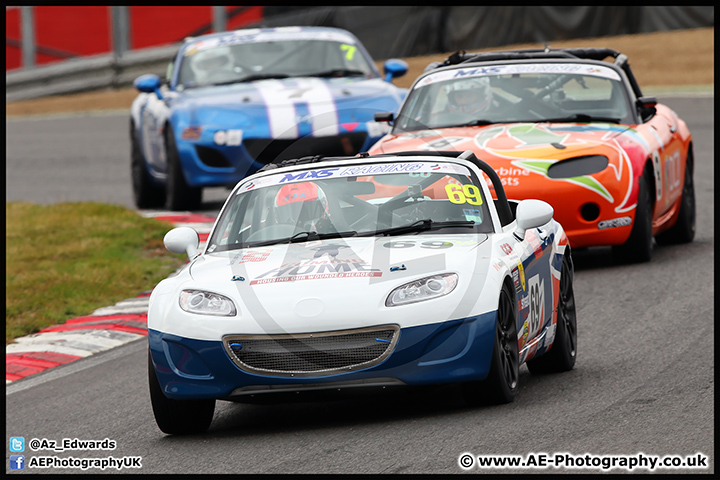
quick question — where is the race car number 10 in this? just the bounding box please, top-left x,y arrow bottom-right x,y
445,184 -> 483,205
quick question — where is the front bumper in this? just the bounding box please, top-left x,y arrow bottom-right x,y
148,312 -> 496,400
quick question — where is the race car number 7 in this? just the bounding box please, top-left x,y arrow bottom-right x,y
445,184 -> 483,205
340,44 -> 357,60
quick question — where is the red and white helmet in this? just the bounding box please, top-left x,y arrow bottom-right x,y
275,182 -> 330,230
445,77 -> 492,115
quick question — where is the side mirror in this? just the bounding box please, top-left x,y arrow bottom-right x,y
164,227 -> 200,260
637,95 -> 657,122
383,58 -> 408,82
134,74 -> 164,101
374,111 -> 394,123
514,200 -> 553,240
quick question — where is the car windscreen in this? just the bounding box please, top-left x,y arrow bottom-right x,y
392,62 -> 633,132
206,161 -> 494,253
177,33 -> 376,88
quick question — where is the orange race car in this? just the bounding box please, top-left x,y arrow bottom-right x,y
369,48 -> 695,263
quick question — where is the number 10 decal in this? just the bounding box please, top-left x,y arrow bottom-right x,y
445,184 -> 483,205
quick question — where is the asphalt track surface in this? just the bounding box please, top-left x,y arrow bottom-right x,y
6,94 -> 714,474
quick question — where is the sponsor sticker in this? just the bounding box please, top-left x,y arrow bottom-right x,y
273,162 -> 471,185
418,63 -> 621,87
250,257 -> 382,285
185,29 -> 356,55
226,129 -> 243,146
463,209 -> 483,223
528,274 -> 545,338
598,216 -> 632,230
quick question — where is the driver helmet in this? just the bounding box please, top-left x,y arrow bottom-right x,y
190,46 -> 234,84
445,77 -> 492,115
275,182 -> 330,231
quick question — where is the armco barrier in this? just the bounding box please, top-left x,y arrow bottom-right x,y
6,7 -> 712,103
5,43 -> 180,102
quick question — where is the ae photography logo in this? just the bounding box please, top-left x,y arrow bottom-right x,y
10,455 -> 25,470
8,435 -> 142,471
10,436 -> 25,452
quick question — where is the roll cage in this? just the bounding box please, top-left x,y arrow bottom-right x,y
432,47 -> 644,99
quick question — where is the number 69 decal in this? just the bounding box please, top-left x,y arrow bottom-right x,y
445,184 -> 483,205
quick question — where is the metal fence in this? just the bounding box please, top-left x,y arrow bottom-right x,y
6,6 -> 714,102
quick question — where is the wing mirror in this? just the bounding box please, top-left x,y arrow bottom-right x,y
637,95 -> 657,122
164,227 -> 200,260
383,58 -> 408,82
514,200 -> 554,240
374,111 -> 394,123
134,74 -> 164,101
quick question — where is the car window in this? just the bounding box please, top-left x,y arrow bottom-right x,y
206,161 -> 494,252
394,62 -> 632,131
177,37 -> 376,88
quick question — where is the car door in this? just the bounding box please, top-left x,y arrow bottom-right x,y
510,223 -> 556,360
642,108 -> 685,218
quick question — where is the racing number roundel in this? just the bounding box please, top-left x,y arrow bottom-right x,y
528,274 -> 544,338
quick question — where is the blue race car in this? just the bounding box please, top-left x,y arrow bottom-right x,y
130,26 -> 408,211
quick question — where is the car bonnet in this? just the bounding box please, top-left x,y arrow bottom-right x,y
185,234 -> 494,330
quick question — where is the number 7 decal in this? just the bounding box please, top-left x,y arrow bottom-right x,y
340,44 -> 357,60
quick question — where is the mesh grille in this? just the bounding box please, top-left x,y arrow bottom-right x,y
195,145 -> 232,168
224,326 -> 398,377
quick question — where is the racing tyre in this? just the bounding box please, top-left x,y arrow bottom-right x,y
165,126 -> 202,211
656,152 -> 695,245
461,284 -> 519,405
130,122 -> 165,209
612,168 -> 653,264
526,252 -> 577,374
148,350 -> 215,435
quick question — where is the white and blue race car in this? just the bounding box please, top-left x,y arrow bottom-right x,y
148,150 -> 577,434
130,26 -> 408,211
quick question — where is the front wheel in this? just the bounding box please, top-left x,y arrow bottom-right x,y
148,350 -> 215,435
656,152 -> 695,245
130,123 -> 165,209
461,284 -> 519,405
527,251 -> 577,374
165,126 -> 202,211
613,169 -> 653,264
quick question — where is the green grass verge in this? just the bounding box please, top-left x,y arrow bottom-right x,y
6,202 -> 187,343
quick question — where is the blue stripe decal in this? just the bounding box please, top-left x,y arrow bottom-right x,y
295,102 -> 312,137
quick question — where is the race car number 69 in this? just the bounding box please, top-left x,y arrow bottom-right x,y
446,184 -> 483,205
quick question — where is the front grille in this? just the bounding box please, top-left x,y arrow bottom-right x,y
244,132 -> 368,165
223,325 -> 399,377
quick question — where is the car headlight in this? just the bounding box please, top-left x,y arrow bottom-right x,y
179,290 -> 237,316
386,273 -> 459,307
547,155 -> 609,179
